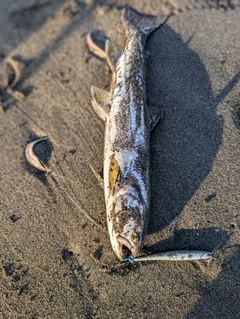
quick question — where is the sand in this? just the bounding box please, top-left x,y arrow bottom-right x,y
1,1 -> 240,318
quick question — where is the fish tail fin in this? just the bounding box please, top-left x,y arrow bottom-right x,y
121,7 -> 167,37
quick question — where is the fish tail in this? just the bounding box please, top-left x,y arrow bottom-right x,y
121,7 -> 167,37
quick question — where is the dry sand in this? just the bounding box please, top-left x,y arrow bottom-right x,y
1,1 -> 240,318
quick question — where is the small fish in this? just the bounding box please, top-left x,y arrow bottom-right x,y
25,137 -> 50,172
122,250 -> 213,263
88,8 -> 166,259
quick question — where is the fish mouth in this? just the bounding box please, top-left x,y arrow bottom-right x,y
116,234 -> 138,259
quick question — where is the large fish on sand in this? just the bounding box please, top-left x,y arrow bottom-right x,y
87,7 -> 166,259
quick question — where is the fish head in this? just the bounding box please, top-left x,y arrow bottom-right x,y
109,194 -> 145,259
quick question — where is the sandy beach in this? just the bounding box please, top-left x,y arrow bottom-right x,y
1,1 -> 240,318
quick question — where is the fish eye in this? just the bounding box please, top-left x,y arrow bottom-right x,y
132,231 -> 141,243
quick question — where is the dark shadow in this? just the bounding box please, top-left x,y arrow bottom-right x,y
21,85 -> 34,97
9,0 -> 65,31
144,227 -> 230,254
146,24 -> 225,235
186,245 -> 240,319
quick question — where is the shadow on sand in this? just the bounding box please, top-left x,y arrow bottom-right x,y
146,23 -> 233,252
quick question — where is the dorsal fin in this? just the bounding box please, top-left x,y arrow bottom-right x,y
105,40 -> 122,72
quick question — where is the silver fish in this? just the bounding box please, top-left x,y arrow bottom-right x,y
88,8 -> 165,259
122,250 -> 213,263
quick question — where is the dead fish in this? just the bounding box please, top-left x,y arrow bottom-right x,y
25,137 -> 50,172
122,250 -> 213,263
88,8 -> 166,260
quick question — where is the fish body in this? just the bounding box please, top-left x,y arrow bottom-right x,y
89,8 -> 164,259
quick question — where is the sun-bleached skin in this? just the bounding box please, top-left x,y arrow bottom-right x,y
102,8 -> 164,260
104,39 -> 149,259
88,8 -> 165,259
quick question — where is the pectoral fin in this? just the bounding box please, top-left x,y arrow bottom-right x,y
105,40 -> 122,72
149,107 -> 164,131
109,156 -> 120,196
91,86 -> 110,121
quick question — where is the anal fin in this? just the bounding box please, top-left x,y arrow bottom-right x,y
91,86 -> 110,121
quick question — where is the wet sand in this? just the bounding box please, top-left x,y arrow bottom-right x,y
1,1 -> 240,318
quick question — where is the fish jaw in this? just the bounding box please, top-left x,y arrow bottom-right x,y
116,234 -> 142,259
